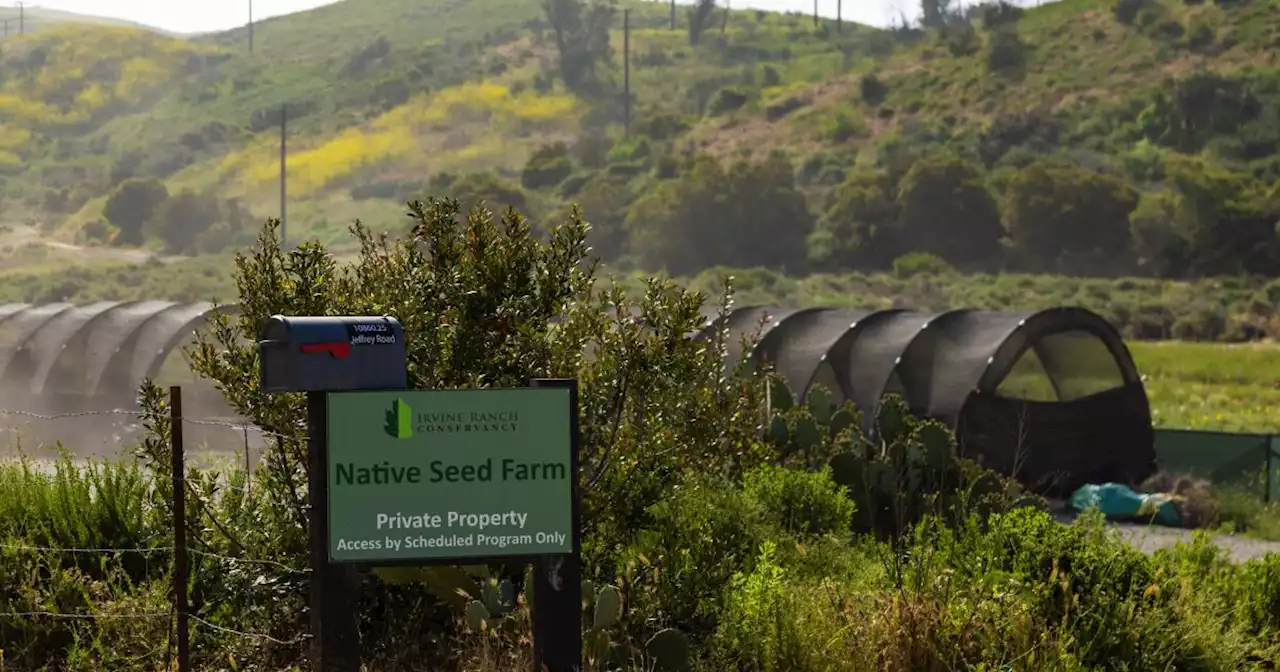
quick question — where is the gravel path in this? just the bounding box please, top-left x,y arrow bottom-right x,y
1049,506 -> 1280,563
1107,521 -> 1280,563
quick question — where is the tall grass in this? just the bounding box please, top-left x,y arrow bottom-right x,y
0,453 -> 159,559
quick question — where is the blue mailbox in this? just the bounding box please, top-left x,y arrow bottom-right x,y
258,315 -> 407,393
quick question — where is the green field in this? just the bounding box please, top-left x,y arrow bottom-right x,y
1132,341 -> 1280,432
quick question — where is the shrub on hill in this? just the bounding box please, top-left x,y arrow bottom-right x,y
521,142 -> 575,190
102,178 -> 168,246
626,152 -> 812,275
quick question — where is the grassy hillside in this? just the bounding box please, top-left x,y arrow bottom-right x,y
0,0 -> 1277,296
0,6 -> 172,36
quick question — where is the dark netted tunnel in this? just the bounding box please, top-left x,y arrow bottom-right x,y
0,302 -> 1156,491
695,305 -> 1157,494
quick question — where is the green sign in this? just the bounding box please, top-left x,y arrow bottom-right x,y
326,388 -> 574,563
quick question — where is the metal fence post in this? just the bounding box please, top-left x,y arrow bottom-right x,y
1267,434 -> 1275,505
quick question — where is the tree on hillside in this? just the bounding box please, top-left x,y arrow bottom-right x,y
808,170 -> 900,270
145,189 -> 220,254
688,0 -> 718,47
546,173 -> 631,261
1129,189 -> 1185,277
103,178 -> 168,246
1161,156 -> 1280,277
542,0 -> 616,93
1137,72 -> 1261,154
1004,161 -> 1139,275
626,152 -> 812,275
894,154 -> 1004,269
427,172 -> 530,222
521,142 -> 575,190
921,0 -> 954,28
143,189 -> 252,255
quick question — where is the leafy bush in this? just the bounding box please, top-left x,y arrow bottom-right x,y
626,152 -> 812,275
520,142 -> 574,190
622,474 -> 771,637
103,178 -> 168,246
742,465 -> 855,538
1114,0 -> 1147,24
977,0 -> 1024,26
985,25 -> 1026,71
891,251 -> 956,278
712,542 -> 820,671
708,86 -> 751,116
896,153 -> 1004,268
859,73 -> 888,106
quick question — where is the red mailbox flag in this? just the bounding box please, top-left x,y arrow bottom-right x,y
299,341 -> 351,359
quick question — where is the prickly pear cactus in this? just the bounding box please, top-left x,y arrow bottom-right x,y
917,421 -> 956,471
464,599 -> 490,631
646,628 -> 691,672
807,386 -> 834,424
793,415 -> 822,454
767,376 -> 793,411
876,394 -> 912,446
593,584 -> 623,630
766,380 -> 1040,539
828,407 -> 857,440
767,415 -> 790,446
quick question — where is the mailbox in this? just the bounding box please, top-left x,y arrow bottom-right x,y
258,315 -> 407,393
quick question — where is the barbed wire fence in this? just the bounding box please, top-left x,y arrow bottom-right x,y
0,387 -> 315,671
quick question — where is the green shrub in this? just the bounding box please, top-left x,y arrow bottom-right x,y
633,108 -> 690,140
742,464 -> 855,538
859,73 -> 888,105
891,251 -> 956,278
1114,0 -> 1147,24
712,542 -> 821,672
521,142 -> 574,190
708,86 -> 751,116
1186,21 -> 1216,50
760,64 -> 782,87
985,25 -> 1026,71
103,178 -> 168,246
623,474 -> 770,636
557,171 -> 593,197
1236,554 -> 1280,635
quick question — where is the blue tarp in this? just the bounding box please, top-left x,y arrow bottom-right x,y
1068,482 -> 1182,527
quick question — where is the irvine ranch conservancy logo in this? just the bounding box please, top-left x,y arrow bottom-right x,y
383,396 -> 519,439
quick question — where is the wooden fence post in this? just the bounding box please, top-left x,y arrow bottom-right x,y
169,385 -> 190,672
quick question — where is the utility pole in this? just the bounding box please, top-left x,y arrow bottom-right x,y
813,0 -> 818,28
623,9 -> 630,136
18,1 -> 24,35
280,104 -> 287,248
837,0 -> 842,33
669,0 -> 675,30
248,0 -> 254,53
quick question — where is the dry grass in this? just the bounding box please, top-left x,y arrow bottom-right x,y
1141,471 -> 1224,528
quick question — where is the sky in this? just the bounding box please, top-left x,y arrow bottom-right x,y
12,0 -> 953,35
